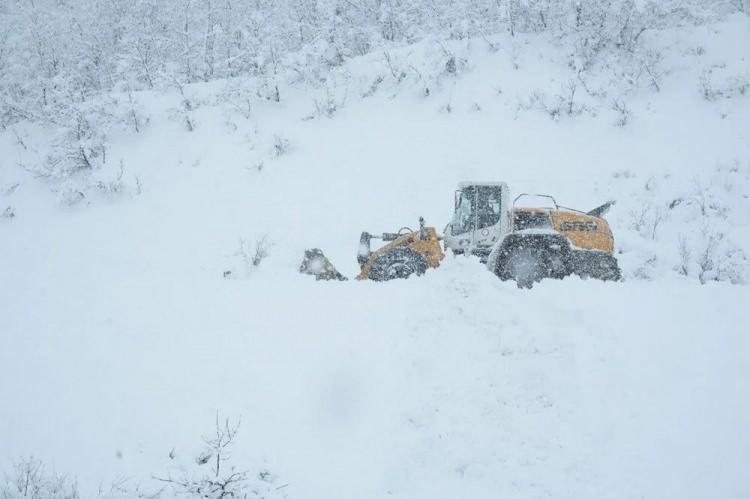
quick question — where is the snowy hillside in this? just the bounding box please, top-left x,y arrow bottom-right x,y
2,4 -> 750,499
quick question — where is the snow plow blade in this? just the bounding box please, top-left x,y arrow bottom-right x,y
299,249 -> 347,281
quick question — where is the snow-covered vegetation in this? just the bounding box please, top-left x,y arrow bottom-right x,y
1,1 -> 749,498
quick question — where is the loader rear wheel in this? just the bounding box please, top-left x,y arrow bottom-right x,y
500,246 -> 546,289
572,252 -> 622,281
368,247 -> 427,282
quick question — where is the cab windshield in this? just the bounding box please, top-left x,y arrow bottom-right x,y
450,185 -> 502,235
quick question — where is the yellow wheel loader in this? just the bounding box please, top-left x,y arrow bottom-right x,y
301,182 -> 620,287
442,182 -> 620,287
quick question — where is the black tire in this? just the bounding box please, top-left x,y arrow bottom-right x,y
571,252 -> 622,281
589,254 -> 622,281
547,252 -> 570,280
368,247 -> 428,282
500,246 -> 546,289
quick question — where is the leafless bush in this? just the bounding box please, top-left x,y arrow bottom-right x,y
699,67 -> 749,101
695,227 -> 747,284
612,169 -> 635,179
444,55 -> 457,75
173,79 -> 197,132
156,417 -> 248,498
361,75 -> 385,98
516,81 -> 592,121
1,456 -> 80,499
690,177 -> 728,219
382,51 -> 406,83
273,135 -> 290,157
696,228 -> 720,284
633,253 -> 658,280
250,236 -> 271,267
41,110 -> 109,179
673,222 -> 747,285
10,127 -> 27,150
514,91 -> 547,119
629,202 -> 666,240
1,183 -> 19,196
561,79 -> 581,116
677,235 -> 691,276
611,98 -> 631,126
59,187 -> 86,207
229,235 -> 272,278
221,78 -> 259,120
699,69 -> 717,100
94,161 -> 126,196
154,415 -> 288,499
313,89 -> 339,119
125,91 -> 147,133
309,75 -> 349,119
509,43 -> 521,70
639,49 -> 663,92
2,206 -> 15,219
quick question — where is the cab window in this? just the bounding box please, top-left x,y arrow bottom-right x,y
513,211 -> 551,231
450,186 -> 502,235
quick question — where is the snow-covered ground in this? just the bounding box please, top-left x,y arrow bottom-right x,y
1,13 -> 750,499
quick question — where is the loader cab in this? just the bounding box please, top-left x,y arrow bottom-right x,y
444,182 -> 510,259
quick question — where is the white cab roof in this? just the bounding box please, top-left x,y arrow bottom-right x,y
457,181 -> 507,189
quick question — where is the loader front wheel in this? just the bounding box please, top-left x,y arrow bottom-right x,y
500,246 -> 546,289
368,247 -> 428,282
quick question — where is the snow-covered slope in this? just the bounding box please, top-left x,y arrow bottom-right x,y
1,14 -> 749,499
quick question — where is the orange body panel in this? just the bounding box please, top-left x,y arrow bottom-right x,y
513,208 -> 614,253
549,210 -> 615,253
356,227 -> 444,280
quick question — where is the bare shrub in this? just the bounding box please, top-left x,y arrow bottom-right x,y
562,79 -> 581,116
633,254 -> 658,281
156,417 -> 248,498
59,187 -> 86,207
699,67 -> 749,101
155,416 -> 288,499
125,91 -> 147,134
444,55 -> 457,75
229,236 -> 272,277
94,161 -> 126,196
611,98 -> 631,127
42,110 -> 110,179
361,75 -> 385,98
250,236 -> 271,267
677,235 -> 691,276
1,183 -> 19,196
639,49 -> 664,92
273,135 -> 290,157
695,227 -> 747,284
172,79 -> 197,132
1,456 -> 79,499
690,177 -> 728,219
313,89 -> 339,119
510,43 -> 521,70
697,227 -> 723,284
516,82 -> 592,121
612,169 -> 635,179
382,51 -> 406,83
629,202 -> 666,240
699,68 -> 717,100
